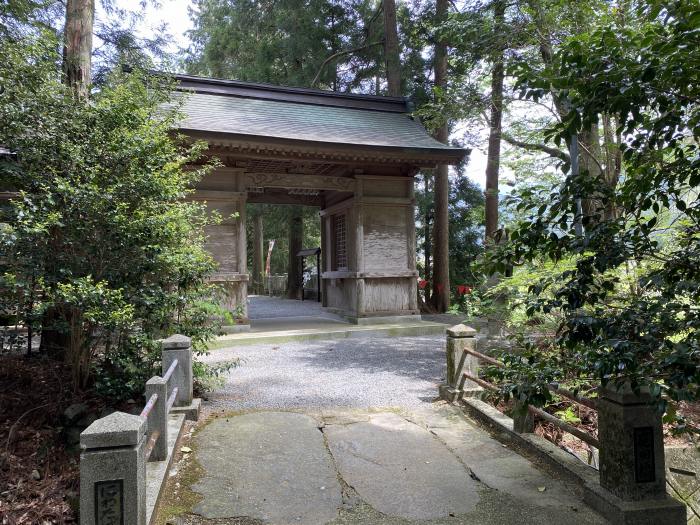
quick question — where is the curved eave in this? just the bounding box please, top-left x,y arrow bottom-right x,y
178,128 -> 468,167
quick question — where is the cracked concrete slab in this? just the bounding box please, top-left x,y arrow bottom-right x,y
175,407 -> 608,525
409,404 -> 605,515
323,412 -> 480,520
191,412 -> 342,525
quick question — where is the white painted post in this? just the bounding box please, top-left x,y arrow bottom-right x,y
80,412 -> 147,525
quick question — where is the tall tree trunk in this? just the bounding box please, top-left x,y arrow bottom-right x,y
63,0 -> 94,98
286,207 -> 303,300
41,0 -> 94,359
252,213 -> 264,294
431,0 -> 450,312
383,0 -> 401,97
484,0 -> 505,244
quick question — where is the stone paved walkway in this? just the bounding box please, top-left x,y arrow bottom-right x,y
159,336 -> 609,524
248,295 -> 323,319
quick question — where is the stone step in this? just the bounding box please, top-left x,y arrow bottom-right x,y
208,321 -> 447,348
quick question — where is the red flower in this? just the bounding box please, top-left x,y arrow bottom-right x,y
457,285 -> 473,296
418,279 -> 428,289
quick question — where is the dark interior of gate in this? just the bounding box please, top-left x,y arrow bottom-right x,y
174,73 -> 466,329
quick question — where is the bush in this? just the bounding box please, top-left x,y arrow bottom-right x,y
0,32 -> 231,396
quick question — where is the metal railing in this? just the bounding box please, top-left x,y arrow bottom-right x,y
139,356 -> 182,462
79,334 -> 195,525
459,346 -> 600,456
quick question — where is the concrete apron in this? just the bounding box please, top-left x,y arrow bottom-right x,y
209,318 -> 447,348
147,413 -> 187,524
164,405 -> 609,524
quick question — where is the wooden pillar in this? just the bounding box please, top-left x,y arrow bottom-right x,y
353,182 -> 365,316
407,180 -> 418,311
321,213 -> 331,307
252,213 -> 264,294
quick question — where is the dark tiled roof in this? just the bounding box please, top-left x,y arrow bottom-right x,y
170,75 -> 464,159
176,92 -> 456,151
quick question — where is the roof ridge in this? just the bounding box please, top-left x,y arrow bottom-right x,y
169,73 -> 410,114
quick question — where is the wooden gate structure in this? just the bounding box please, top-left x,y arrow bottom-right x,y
174,74 -> 466,325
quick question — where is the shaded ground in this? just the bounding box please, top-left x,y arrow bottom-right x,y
0,355 -> 114,523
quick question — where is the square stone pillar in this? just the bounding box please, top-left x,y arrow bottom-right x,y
161,334 -> 193,406
439,324 -> 483,402
598,384 -> 667,500
80,412 -> 146,525
144,377 -> 168,462
591,383 -> 686,524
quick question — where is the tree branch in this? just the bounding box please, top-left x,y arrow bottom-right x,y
311,41 -> 384,88
502,133 -> 570,162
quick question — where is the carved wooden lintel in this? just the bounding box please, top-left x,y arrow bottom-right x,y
244,172 -> 356,192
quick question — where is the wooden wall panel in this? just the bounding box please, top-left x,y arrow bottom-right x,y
363,207 -> 408,271
362,278 -> 411,313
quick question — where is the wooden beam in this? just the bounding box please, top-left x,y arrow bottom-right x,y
245,172 -> 356,192
246,192 -> 322,206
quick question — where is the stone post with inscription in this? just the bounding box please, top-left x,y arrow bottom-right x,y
80,411 -> 146,525
589,382 -> 686,524
439,324 -> 483,402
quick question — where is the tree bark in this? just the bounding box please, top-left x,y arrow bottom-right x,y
252,213 -> 264,294
484,0 -> 505,244
431,0 -> 450,312
41,0 -> 94,359
63,0 -> 94,98
286,207 -> 304,300
383,0 -> 401,97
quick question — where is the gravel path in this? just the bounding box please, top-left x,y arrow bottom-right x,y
247,295 -> 323,319
201,335 -> 446,411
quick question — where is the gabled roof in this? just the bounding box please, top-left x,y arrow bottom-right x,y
171,74 -> 466,165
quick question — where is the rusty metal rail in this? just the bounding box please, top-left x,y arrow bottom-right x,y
166,387 -> 179,413
548,383 -> 597,410
463,371 -> 499,392
143,430 -> 161,461
163,358 -> 179,383
528,406 -> 600,448
461,347 -> 599,449
140,393 -> 158,418
463,347 -> 505,368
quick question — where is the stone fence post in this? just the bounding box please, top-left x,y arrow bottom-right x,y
589,383 -> 686,523
144,376 -> 168,462
80,412 -> 147,525
439,324 -> 483,402
512,400 -> 534,434
161,334 -> 193,407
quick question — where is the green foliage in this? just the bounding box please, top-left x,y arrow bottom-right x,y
246,203 -> 321,277
185,0 -> 385,91
0,33 -> 228,395
483,0 -> 700,427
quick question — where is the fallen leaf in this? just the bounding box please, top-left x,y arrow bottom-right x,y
181,446 -> 192,453
537,486 -> 546,492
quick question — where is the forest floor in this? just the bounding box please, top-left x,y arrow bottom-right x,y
0,355 -> 136,524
